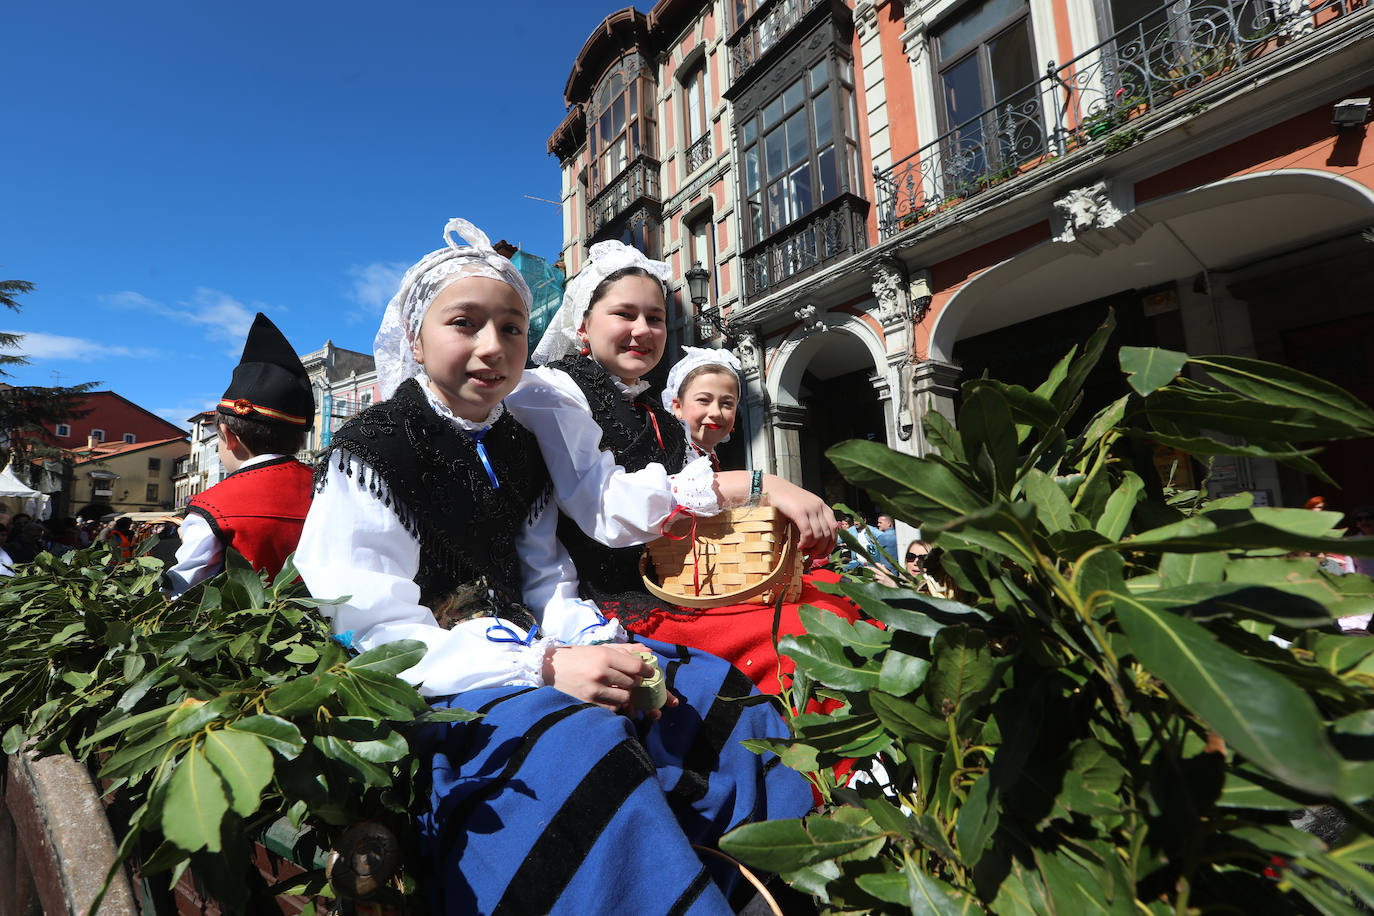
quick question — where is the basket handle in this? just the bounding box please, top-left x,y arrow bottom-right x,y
639,525 -> 798,609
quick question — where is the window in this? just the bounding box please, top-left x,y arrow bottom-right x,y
55,423 -> 70,438
688,214 -> 716,309
687,212 -> 718,340
589,56 -> 656,196
91,429 -> 105,443
732,0 -> 762,32
683,63 -> 710,172
933,0 -> 1039,188
146,483 -> 159,502
361,393 -> 372,409
123,433 -> 136,444
738,56 -> 858,247
148,457 -> 161,472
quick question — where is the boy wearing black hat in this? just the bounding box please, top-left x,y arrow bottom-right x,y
166,313 -> 315,595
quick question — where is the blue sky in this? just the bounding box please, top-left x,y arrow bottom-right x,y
2,1 -> 602,428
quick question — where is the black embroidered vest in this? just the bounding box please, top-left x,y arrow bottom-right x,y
548,356 -> 688,621
318,379 -> 551,629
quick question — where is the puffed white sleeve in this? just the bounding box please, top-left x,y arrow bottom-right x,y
165,513 -> 223,596
517,497 -> 626,646
294,452 -> 552,698
506,367 -> 720,547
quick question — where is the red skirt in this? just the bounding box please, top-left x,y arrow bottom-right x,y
613,568 -> 863,697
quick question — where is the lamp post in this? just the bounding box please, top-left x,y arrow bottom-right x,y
686,261 -> 727,342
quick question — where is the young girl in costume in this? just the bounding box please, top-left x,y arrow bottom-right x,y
294,220 -> 811,916
647,347 -> 868,696
507,242 -> 849,698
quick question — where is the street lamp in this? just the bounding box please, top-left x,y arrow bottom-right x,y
686,261 -> 727,342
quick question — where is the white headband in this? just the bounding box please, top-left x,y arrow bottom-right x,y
662,346 -> 743,444
373,218 -> 533,399
530,240 -> 672,366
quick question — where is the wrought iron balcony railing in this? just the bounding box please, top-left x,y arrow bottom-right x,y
873,0 -> 1367,240
587,157 -> 661,239
685,133 -> 712,173
741,194 -> 870,303
729,0 -> 826,85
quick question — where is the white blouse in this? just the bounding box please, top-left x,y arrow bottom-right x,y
294,381 -> 624,698
505,366 -> 719,547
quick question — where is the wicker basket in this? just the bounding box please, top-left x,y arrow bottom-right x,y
640,506 -> 803,608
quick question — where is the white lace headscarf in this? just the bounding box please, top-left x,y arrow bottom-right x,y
662,346 -> 744,444
373,218 -> 533,399
529,240 -> 672,366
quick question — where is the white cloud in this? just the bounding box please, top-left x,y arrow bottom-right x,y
346,262 -> 406,322
101,287 -> 266,343
3,331 -> 158,362
154,399 -> 217,431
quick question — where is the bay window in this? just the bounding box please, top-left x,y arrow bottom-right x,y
739,54 -> 858,248
589,56 -> 656,197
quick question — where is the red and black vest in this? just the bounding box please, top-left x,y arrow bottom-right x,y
188,457 -> 313,578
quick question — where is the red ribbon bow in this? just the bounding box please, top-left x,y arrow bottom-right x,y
660,505 -> 703,596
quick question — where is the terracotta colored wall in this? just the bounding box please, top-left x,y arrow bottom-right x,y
1136,89 -> 1374,203
915,221 -> 1054,357
879,1 -> 920,167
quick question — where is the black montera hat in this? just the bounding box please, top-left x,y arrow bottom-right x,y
217,313 -> 314,427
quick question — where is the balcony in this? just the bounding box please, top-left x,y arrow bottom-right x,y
729,0 -> 833,86
741,194 -> 870,303
685,133 -> 712,173
873,0 -> 1369,240
587,157 -> 661,240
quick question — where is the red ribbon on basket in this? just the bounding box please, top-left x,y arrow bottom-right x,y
659,505 -> 702,596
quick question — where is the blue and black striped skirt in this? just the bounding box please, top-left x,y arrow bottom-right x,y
413,639 -> 812,915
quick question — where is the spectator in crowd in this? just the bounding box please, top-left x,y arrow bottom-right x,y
7,521 -> 46,563
0,525 -> 13,577
868,513 -> 899,574
1348,506 -> 1373,578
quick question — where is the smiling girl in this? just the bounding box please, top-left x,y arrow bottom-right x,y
510,241 -> 837,632
663,346 -> 743,467
295,220 -> 809,915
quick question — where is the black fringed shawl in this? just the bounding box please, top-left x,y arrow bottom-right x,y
317,378 -> 551,629
547,356 -> 688,623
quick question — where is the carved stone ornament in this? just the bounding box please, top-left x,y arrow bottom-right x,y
1052,180 -> 1151,255
733,328 -> 763,376
854,0 -> 878,37
900,14 -> 928,65
869,259 -> 905,325
1054,181 -> 1123,238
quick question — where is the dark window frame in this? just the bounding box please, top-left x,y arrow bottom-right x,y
737,51 -> 857,250
588,55 -> 657,198
931,0 -> 1039,184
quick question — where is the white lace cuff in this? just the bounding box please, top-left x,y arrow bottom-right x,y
511,639 -> 553,687
569,618 -> 627,646
669,455 -> 720,516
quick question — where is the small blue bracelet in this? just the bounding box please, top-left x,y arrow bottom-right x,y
749,470 -> 763,505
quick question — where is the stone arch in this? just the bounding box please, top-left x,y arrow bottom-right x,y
766,310 -> 891,408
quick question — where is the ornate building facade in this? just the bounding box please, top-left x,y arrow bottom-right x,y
551,0 -> 1374,513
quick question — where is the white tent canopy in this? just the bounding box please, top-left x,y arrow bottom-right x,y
0,464 -> 51,520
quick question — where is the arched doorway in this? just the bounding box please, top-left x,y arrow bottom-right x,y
767,321 -> 892,518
